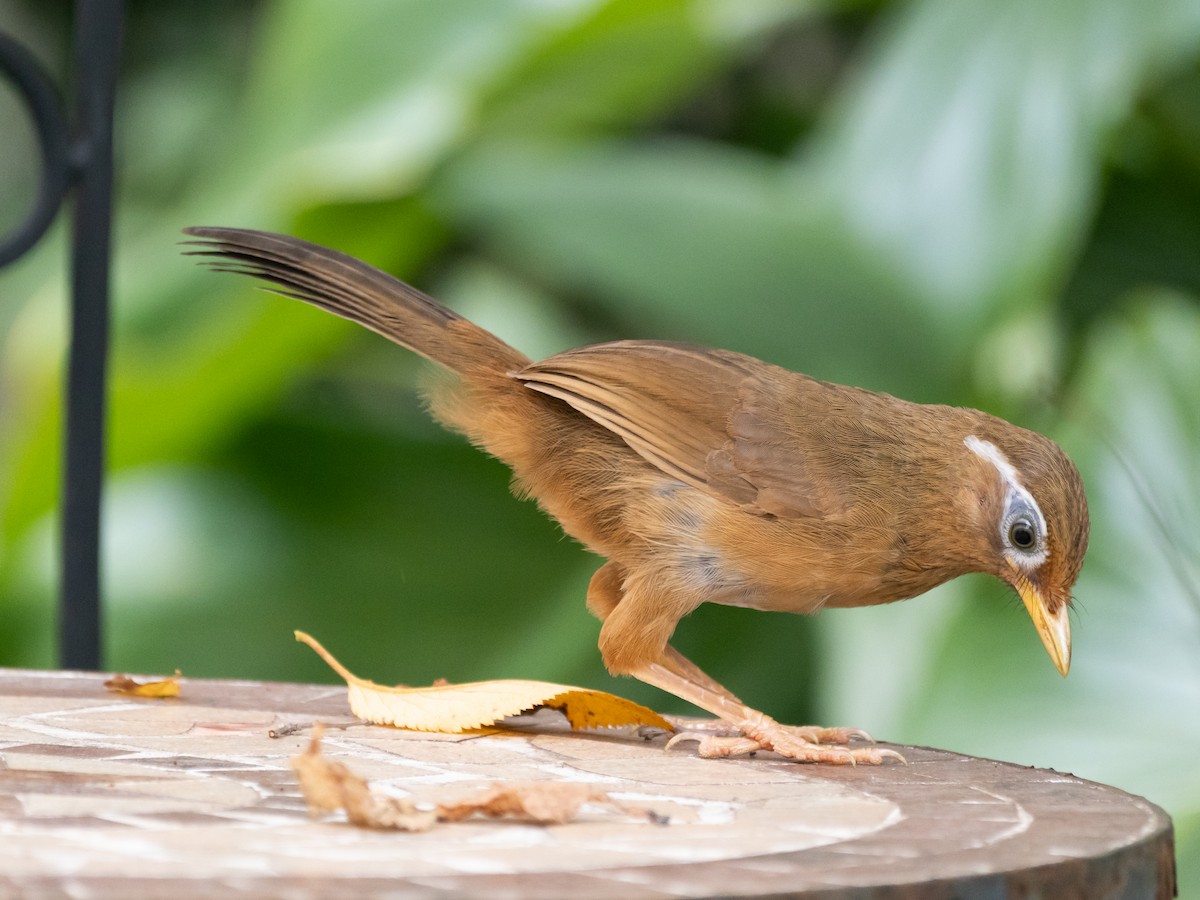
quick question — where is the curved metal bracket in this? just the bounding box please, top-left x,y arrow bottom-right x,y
0,32 -> 74,265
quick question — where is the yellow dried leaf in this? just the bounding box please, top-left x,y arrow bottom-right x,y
295,630 -> 673,734
104,670 -> 181,699
291,724 -> 436,832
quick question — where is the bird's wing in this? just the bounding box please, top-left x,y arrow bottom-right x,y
515,341 -> 840,517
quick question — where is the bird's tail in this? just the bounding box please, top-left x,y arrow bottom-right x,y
182,227 -> 531,379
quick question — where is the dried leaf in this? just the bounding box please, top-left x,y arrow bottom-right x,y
436,782 -> 618,825
295,630 -> 673,734
291,727 -> 660,831
291,724 -> 436,832
104,670 -> 182,699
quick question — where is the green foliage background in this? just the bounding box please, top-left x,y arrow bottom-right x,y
2,0 -> 1199,889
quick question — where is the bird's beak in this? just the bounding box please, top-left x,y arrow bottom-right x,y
1013,572 -> 1071,677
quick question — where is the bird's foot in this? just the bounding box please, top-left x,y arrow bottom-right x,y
781,724 -> 874,745
666,714 -> 904,765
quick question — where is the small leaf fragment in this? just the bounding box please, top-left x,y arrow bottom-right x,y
436,782 -> 626,825
104,670 -> 182,699
291,724 -> 436,832
295,630 -> 673,733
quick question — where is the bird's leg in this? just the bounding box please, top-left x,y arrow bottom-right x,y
588,564 -> 742,699
586,564 -> 902,765
655,645 -> 867,746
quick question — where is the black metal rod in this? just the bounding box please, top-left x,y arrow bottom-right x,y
60,0 -> 122,670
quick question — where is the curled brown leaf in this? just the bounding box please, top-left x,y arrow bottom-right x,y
290,724 -> 436,832
290,727 -> 665,831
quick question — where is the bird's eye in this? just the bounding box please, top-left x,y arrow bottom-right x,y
1009,519 -> 1037,551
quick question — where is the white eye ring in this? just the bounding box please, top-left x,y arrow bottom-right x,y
965,436 -> 1050,568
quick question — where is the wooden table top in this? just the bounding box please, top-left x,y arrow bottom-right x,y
0,668 -> 1175,898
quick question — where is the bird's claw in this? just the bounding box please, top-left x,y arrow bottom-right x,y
667,731 -> 760,756
666,724 -> 904,766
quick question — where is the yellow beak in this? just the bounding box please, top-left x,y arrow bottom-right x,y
1014,575 -> 1071,677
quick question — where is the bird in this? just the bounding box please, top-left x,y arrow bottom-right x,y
183,227 -> 1089,765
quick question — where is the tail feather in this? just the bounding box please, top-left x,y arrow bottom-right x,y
181,226 -> 611,541
182,227 -> 528,376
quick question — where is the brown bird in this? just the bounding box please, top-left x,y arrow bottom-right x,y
184,227 -> 1089,765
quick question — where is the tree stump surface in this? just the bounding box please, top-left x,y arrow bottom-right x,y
0,668 -> 1174,898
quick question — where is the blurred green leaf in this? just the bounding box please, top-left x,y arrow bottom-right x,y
815,0 -> 1200,326
434,139 -> 952,397
475,0 -> 741,136
1063,164 -> 1200,338
66,418 -> 605,687
210,0 -> 597,206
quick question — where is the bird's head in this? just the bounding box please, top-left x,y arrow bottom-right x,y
963,430 -> 1089,676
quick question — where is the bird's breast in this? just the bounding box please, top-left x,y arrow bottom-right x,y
620,477 -> 908,614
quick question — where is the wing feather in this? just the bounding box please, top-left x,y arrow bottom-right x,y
516,341 -> 838,517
